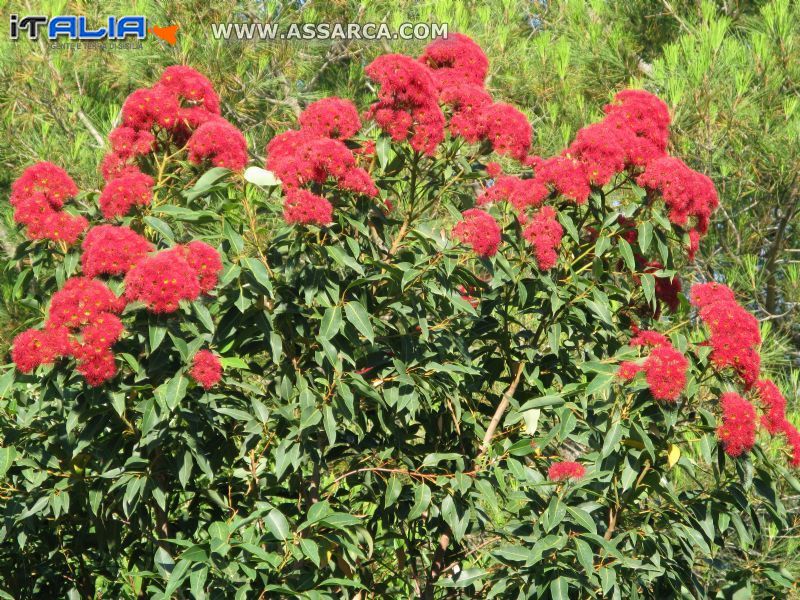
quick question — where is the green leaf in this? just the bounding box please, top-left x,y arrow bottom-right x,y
344,301 -> 374,343
567,506 -> 597,534
143,216 -> 174,242
319,306 -> 342,341
638,221 -> 653,253
550,577 -> 569,600
244,166 -> 281,187
265,508 -> 290,541
243,257 -> 273,294
618,238 -> 636,271
0,446 -> 16,480
299,538 -> 321,567
384,476 -> 402,508
408,484 -> 432,520
641,273 -> 656,306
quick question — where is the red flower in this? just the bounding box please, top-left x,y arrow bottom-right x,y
419,33 -> 489,90
159,65 -> 221,115
124,249 -> 202,313
717,392 -> 757,457
754,379 -> 788,435
11,162 -> 78,207
636,157 -> 719,254
479,103 -> 531,161
11,327 -> 70,373
619,330 -> 688,402
534,156 -> 591,204
266,134 -> 377,197
109,126 -> 155,159
283,189 -> 333,226
81,225 -> 153,278
121,85 -> 180,131
365,54 -> 445,155
690,283 -> 761,387
440,84 -> 493,142
477,175 -> 549,212
187,118 -> 248,171
10,163 -> 87,244
299,97 -> 362,140
99,170 -> 154,219
452,208 -> 501,257
523,206 -> 563,270
190,350 -> 222,389
603,89 -> 671,162
566,120 -> 628,186
47,277 -> 124,330
179,241 -> 223,293
548,461 -> 586,481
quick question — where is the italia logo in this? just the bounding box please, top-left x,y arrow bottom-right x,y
9,15 -> 179,45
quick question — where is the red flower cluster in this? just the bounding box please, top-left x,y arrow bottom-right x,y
11,328 -> 70,373
646,261 -> 682,314
282,189 -> 333,226
440,84 -> 492,141
9,162 -> 88,244
547,461 -> 586,482
603,89 -> 670,163
365,53 -> 445,155
82,225 -> 153,277
690,282 -> 761,387
48,277 -> 125,330
480,103 -> 532,161
266,98 -> 377,223
190,350 -> 223,390
298,97 -> 362,140
12,277 -> 125,385
452,208 -> 501,257
419,33 -> 489,90
187,118 -> 248,170
124,242 -> 221,313
103,66 -> 247,214
98,171 -> 154,219
637,157 -> 719,258
717,392 -> 758,457
531,156 -> 592,204
618,330 -> 688,402
522,206 -> 563,270
109,126 -> 155,159
477,175 -> 549,212
267,134 -> 376,196
753,380 -> 800,467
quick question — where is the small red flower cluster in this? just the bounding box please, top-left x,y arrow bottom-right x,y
299,97 -> 362,140
688,282 -> 799,466
451,208 -> 501,257
102,66 -> 248,218
477,175 -> 549,212
717,392 -> 758,457
547,461 -> 586,482
98,171 -> 155,219
690,282 -> 761,387
365,53 -> 446,156
753,380 -> 800,466
82,225 -> 154,278
419,33 -> 489,90
187,119 -> 249,170
266,98 -> 376,226
9,162 -> 88,244
282,189 -> 334,225
425,35 -> 531,160
647,261 -> 682,314
124,241 -> 222,313
12,277 -> 125,385
190,349 -> 223,390
618,329 -> 688,402
522,206 -> 564,271
637,157 -> 719,259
